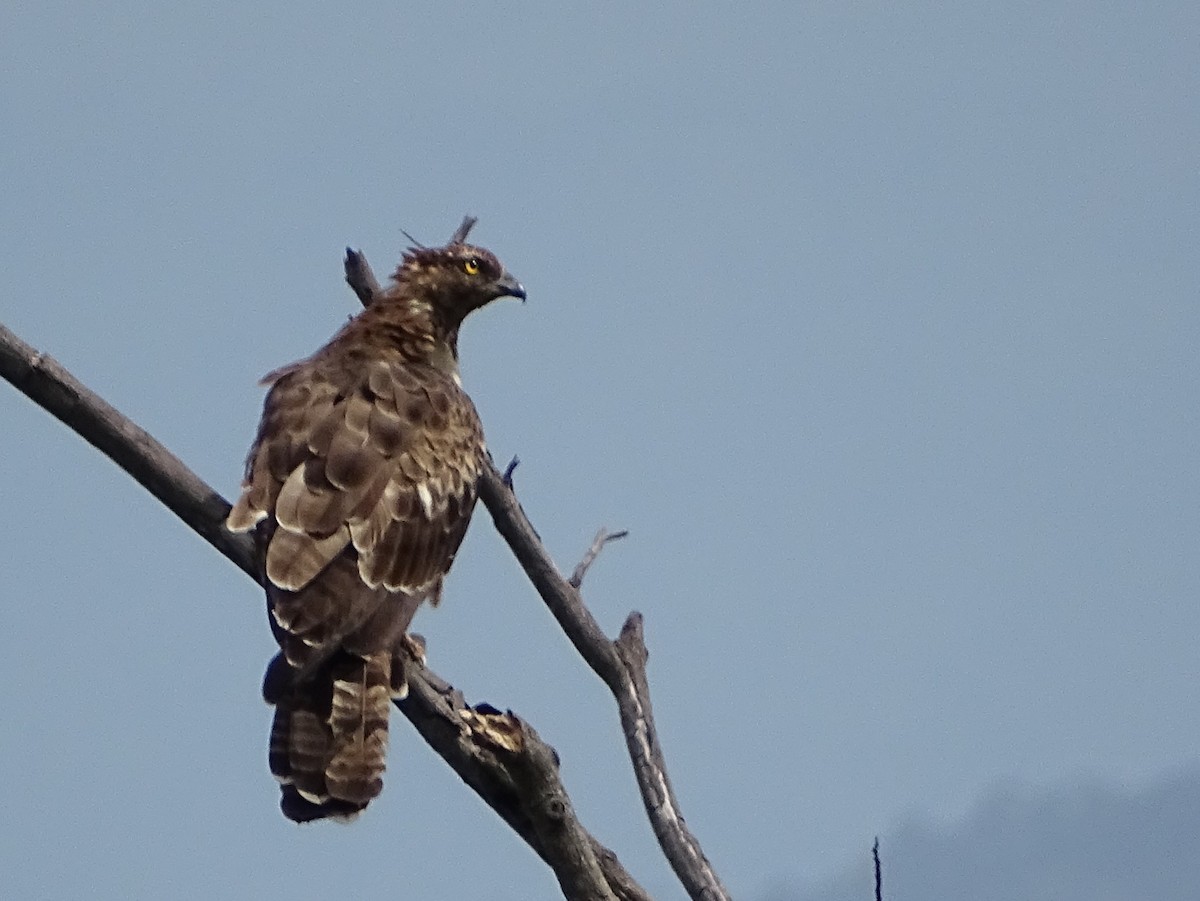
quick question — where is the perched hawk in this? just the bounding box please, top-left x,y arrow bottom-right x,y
227,225 -> 524,822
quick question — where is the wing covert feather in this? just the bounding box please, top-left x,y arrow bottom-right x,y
228,356 -> 483,613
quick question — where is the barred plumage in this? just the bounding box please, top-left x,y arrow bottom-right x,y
228,223 -> 524,821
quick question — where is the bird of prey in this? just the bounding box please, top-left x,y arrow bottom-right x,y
226,221 -> 524,822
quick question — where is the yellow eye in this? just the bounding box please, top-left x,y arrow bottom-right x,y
464,258 -> 481,276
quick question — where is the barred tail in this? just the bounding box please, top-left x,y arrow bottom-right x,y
263,652 -> 392,822
326,653 -> 392,804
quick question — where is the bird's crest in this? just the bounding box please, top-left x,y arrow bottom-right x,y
397,215 -> 477,257
393,215 -> 505,284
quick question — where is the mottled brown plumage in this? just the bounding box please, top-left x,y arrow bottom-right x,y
228,226 -> 524,822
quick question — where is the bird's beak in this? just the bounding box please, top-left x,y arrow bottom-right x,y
494,271 -> 527,302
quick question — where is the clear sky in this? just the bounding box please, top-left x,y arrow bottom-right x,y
1,3 -> 1197,899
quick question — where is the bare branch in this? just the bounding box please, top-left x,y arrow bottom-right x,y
507,717 -> 618,901
449,214 -> 479,245
344,247 -> 382,307
873,837 -> 883,901
502,455 -> 520,487
476,463 -> 623,680
0,324 -> 257,581
0,321 -> 647,901
569,528 -> 629,589
344,246 -> 732,901
613,615 -> 730,901
400,674 -> 623,901
478,465 -> 730,901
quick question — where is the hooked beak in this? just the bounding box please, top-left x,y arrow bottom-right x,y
494,271 -> 527,302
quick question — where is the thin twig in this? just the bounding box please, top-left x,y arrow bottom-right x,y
873,837 -> 883,901
569,528 -> 629,589
502,455 -> 520,487
0,321 -> 645,901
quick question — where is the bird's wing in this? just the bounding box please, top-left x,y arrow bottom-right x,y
227,355 -> 483,661
349,361 -> 484,600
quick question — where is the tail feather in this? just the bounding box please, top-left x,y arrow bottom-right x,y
279,786 -> 365,823
267,704 -> 292,784
263,651 -> 390,822
287,708 -> 334,803
326,653 -> 391,805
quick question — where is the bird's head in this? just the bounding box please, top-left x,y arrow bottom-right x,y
390,238 -> 525,329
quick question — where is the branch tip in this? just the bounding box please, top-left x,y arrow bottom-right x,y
502,455 -> 520,486
344,247 -> 381,308
873,837 -> 883,901
619,611 -> 644,641
450,215 -> 479,245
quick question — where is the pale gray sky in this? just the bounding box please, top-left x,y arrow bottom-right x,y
2,3 -> 1197,899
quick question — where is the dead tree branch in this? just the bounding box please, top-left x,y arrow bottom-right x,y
873,837 -> 883,901
569,528 -> 630,589
0,321 -> 643,901
344,247 -> 382,305
0,324 -> 258,581
4,226 -> 730,901
349,249 -> 731,901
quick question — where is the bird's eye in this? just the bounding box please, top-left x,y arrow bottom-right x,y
463,258 -> 481,276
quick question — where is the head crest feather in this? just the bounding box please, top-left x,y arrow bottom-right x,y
395,215 -> 486,273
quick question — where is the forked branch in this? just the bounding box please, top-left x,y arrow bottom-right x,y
0,322 -> 636,901
1,228 -> 730,901
351,245 -> 730,901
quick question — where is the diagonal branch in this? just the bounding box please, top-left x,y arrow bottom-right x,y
0,321 -> 644,901
0,324 -> 258,581
6,231 -> 732,901
348,249 -> 731,901
481,467 -> 731,901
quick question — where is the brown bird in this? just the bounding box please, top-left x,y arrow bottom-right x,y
227,222 -> 524,822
